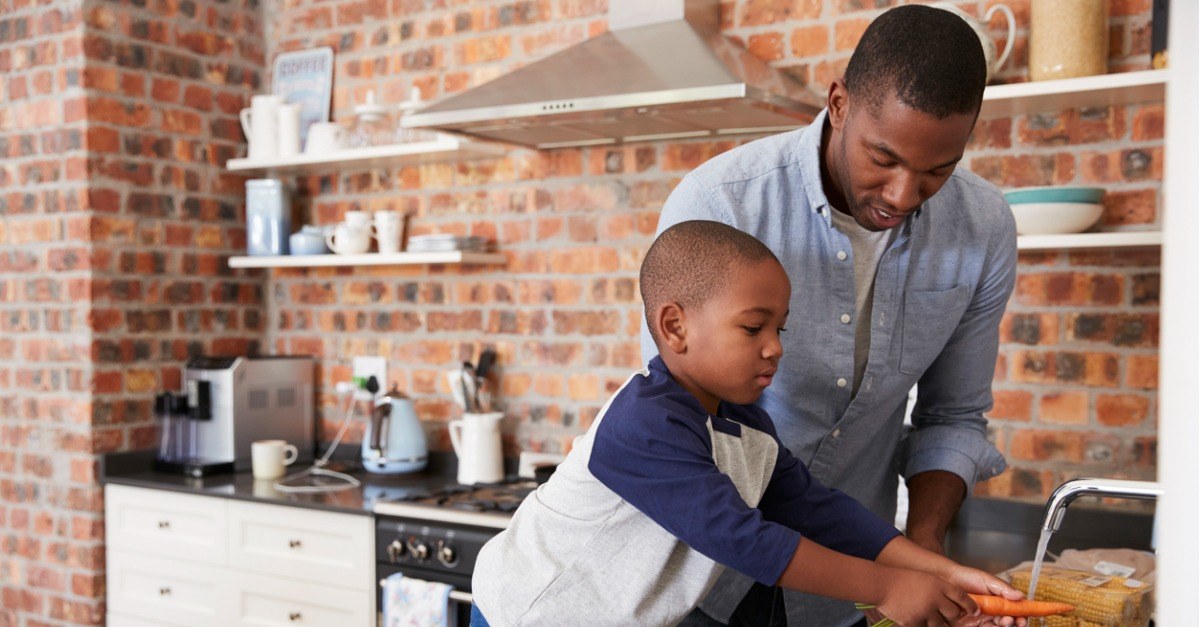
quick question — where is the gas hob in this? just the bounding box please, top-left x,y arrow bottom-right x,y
371,480 -> 536,529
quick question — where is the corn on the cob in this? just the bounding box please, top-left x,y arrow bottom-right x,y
1009,566 -> 1152,627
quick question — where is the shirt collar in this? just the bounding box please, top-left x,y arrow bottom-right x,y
797,108 -> 834,225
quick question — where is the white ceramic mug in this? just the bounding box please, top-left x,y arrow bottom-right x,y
326,222 -> 373,255
251,439 -> 298,480
305,121 -> 346,154
344,210 -> 371,229
239,94 -> 284,161
373,211 -> 404,254
277,102 -> 301,157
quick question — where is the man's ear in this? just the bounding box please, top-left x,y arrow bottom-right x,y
827,78 -> 848,131
655,302 -> 688,355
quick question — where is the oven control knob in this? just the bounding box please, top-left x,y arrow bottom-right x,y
386,540 -> 405,562
437,543 -> 458,566
408,540 -> 430,561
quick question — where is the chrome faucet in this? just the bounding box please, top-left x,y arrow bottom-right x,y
1041,478 -> 1163,533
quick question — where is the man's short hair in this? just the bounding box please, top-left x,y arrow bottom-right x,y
640,221 -> 781,346
843,4 -> 986,118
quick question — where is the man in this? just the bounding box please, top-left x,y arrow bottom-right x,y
641,5 -> 1017,626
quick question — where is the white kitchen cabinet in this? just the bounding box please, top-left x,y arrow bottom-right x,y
107,611 -> 187,627
227,570 -> 372,626
105,485 -> 374,626
106,483 -> 228,565
227,499 -> 373,588
106,551 -> 225,626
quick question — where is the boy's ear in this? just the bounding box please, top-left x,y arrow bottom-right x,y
656,302 -> 688,355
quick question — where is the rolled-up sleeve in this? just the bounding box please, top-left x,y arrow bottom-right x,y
899,202 -> 1017,491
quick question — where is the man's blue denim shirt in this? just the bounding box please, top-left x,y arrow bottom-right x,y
641,109 -> 1017,625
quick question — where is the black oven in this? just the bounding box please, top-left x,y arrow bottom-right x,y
375,515 -> 502,625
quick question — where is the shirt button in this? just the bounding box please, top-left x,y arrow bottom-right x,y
837,250 -> 847,260
836,377 -> 847,388
832,428 -> 841,438
840,314 -> 851,324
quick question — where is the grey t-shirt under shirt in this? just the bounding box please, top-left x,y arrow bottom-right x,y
828,207 -> 895,397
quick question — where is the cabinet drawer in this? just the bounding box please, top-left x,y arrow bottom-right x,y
107,551 -> 226,626
105,484 -> 227,564
228,570 -> 371,627
108,611 -> 185,627
227,500 -> 372,587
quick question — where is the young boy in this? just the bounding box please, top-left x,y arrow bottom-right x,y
470,221 -> 1025,626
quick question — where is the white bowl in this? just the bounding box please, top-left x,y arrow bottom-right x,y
1010,202 -> 1104,235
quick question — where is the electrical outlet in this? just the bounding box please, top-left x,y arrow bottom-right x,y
352,356 -> 388,400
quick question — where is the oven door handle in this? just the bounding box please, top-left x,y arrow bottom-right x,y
379,579 -> 473,605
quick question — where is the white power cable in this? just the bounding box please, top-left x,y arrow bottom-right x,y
273,387 -> 363,494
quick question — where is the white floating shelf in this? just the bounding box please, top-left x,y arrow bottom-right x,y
980,70 -> 1166,119
225,135 -> 507,175
228,251 -> 508,269
1017,231 -> 1162,251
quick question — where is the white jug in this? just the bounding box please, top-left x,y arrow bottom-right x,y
239,94 -> 284,161
932,3 -> 1015,83
448,411 -> 504,485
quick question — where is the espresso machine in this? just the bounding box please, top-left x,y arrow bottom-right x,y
156,356 -> 315,477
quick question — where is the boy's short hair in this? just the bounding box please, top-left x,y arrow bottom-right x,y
640,220 -> 781,346
844,4 -> 986,119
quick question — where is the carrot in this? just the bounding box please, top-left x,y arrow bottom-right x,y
968,593 -> 1074,617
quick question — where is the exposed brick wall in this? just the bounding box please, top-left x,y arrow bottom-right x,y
1,0 -> 265,623
259,0 -> 1162,499
0,0 -> 1163,622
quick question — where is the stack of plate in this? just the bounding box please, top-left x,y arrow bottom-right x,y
407,234 -> 489,253
1003,186 -> 1105,235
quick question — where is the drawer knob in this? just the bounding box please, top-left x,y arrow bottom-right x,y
159,586 -> 171,596
289,612 -> 302,621
288,539 -> 302,549
157,520 -> 170,529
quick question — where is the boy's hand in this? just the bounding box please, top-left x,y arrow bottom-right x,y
876,567 -> 977,626
943,565 -> 1028,627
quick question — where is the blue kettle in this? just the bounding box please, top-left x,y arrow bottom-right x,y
362,384 -> 428,474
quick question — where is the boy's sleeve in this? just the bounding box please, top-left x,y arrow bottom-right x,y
757,434 -> 900,561
588,403 -> 801,587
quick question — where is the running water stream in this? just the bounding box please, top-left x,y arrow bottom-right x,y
1022,523 -> 1051,619
1025,528 -> 1055,606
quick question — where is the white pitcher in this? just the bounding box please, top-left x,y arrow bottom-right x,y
448,411 -> 504,485
239,94 -> 284,161
932,3 -> 1016,82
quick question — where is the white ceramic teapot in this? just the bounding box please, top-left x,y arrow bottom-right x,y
932,2 -> 1016,83
448,411 -> 504,485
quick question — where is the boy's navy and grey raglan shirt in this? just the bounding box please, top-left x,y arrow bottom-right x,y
471,357 -> 900,626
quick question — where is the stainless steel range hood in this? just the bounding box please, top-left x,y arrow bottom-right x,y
401,0 -> 823,149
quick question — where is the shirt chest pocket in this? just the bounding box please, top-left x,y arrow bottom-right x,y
899,284 -> 973,375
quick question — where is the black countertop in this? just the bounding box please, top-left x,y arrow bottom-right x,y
102,450 -> 1155,576
100,449 -> 468,517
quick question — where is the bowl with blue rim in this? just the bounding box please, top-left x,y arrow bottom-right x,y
1003,186 -> 1105,235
